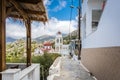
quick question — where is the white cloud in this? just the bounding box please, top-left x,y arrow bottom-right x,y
6,17 -> 77,39
31,17 -> 77,38
53,0 -> 67,12
43,0 -> 53,6
6,21 -> 26,39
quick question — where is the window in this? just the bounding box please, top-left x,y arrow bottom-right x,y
92,10 -> 102,32
60,38 -> 63,43
92,21 -> 98,31
56,39 -> 59,43
60,45 -> 62,49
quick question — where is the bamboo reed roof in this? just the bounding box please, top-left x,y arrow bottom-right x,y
6,0 -> 48,22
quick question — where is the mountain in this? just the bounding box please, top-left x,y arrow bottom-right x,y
33,30 -> 78,43
61,33 -> 67,37
33,35 -> 55,43
6,35 -> 55,43
6,37 -> 17,43
70,30 -> 78,37
63,30 -> 78,40
6,31 -> 75,43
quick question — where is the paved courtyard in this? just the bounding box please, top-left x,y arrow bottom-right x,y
53,56 -> 95,80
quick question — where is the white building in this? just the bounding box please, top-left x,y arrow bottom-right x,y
34,48 -> 44,55
55,31 -> 69,55
81,0 -> 120,80
61,45 -> 69,55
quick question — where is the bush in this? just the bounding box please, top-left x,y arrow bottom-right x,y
32,53 -> 60,80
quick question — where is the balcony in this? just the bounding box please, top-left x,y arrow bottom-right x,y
0,0 -> 47,80
1,64 -> 40,80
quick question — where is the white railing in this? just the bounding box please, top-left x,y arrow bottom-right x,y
47,57 -> 61,80
1,64 -> 40,80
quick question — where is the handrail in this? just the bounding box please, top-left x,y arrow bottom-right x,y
20,64 -> 39,80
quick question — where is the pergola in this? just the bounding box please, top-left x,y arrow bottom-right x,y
0,0 -> 47,79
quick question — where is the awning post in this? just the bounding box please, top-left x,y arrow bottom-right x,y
0,0 -> 6,80
25,19 -> 31,67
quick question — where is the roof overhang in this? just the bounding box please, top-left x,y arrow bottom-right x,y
6,0 -> 48,22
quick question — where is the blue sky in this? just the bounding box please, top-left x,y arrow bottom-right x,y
6,0 -> 80,39
47,0 -> 79,20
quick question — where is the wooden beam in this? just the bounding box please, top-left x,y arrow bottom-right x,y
11,8 -> 46,15
15,0 -> 41,4
0,0 -> 6,80
8,0 -> 28,20
8,14 -> 23,19
6,6 -> 14,16
25,19 -> 31,67
8,15 -> 47,22
24,9 -> 46,15
29,15 -> 47,22
37,2 -> 46,12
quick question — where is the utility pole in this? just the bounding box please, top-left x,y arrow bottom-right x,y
78,0 -> 81,60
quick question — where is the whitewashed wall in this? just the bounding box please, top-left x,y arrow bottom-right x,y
82,0 -> 103,38
82,0 -> 88,17
82,0 -> 120,48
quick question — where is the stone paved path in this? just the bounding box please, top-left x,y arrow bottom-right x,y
53,56 -> 95,80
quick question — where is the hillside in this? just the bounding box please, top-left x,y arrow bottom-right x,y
33,35 -> 55,43
63,30 -> 78,40
6,30 -> 77,43
6,37 -> 17,43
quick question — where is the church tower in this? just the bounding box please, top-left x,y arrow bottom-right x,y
55,31 -> 63,53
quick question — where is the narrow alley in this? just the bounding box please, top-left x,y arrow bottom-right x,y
48,56 -> 95,80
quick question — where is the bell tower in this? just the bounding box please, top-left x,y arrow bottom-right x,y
55,31 -> 63,53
